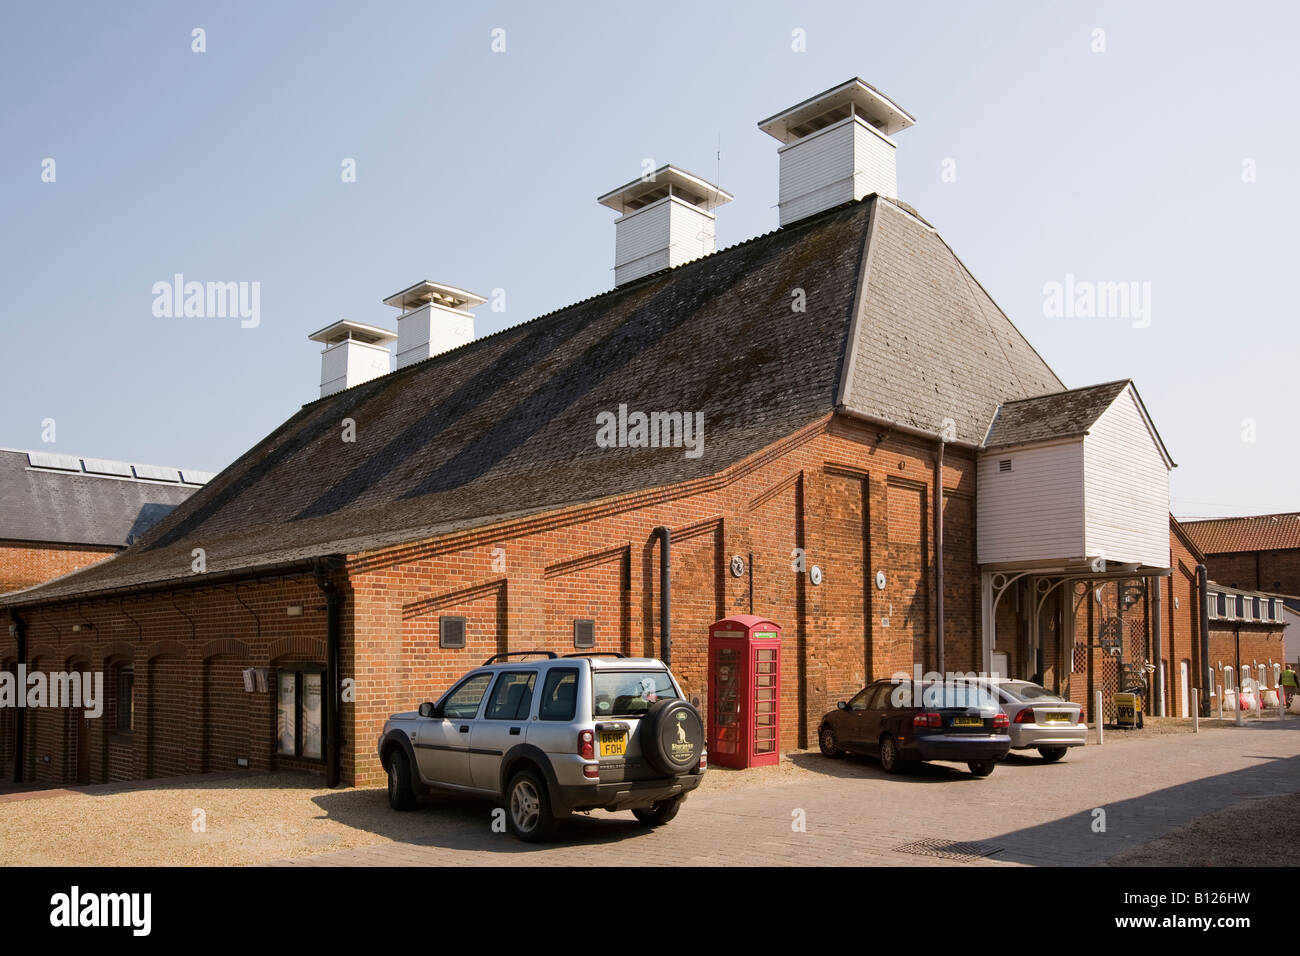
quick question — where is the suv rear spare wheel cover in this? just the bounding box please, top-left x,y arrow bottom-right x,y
641,698 -> 705,775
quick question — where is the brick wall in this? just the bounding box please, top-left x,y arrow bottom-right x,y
0,540 -> 117,594
1204,549 -> 1300,597
5,415 -> 978,788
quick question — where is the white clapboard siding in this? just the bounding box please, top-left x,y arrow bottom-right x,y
1082,386 -> 1171,568
777,116 -> 898,226
614,197 -> 717,286
976,441 -> 1085,565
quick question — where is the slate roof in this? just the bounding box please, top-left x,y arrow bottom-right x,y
1182,513 -> 1300,555
0,449 -> 199,548
3,195 -> 1064,607
983,380 -> 1130,450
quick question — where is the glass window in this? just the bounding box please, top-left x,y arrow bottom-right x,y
485,671 -> 537,720
1000,681 -> 1065,702
441,673 -> 492,720
592,670 -> 679,718
538,668 -> 579,721
847,686 -> 875,710
872,683 -> 902,709
276,671 -> 296,756
277,666 -> 326,759
917,682 -> 1000,709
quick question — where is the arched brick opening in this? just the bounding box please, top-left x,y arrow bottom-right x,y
202,645 -> 251,773
146,652 -> 189,778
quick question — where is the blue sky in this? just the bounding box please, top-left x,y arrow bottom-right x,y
1,0 -> 1295,517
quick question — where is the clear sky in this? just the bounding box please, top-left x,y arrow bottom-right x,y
1,0 -> 1295,518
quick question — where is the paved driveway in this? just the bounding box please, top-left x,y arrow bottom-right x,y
276,721 -> 1300,866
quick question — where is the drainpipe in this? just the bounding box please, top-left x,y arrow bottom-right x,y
313,560 -> 343,789
1151,573 -> 1164,716
934,439 -> 945,676
653,527 -> 671,666
1197,564 -> 1211,716
9,610 -> 26,784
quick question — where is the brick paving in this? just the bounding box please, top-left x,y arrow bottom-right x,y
272,721 -> 1300,867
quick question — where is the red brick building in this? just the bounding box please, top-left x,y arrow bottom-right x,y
1,79 -> 1190,788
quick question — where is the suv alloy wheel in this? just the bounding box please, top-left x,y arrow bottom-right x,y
505,768 -> 558,842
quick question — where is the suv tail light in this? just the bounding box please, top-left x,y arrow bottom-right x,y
1013,708 -> 1035,724
912,712 -> 942,728
578,729 -> 595,760
993,712 -> 1010,729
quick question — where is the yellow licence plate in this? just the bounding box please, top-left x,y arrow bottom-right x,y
598,732 -> 626,757
951,717 -> 982,727
1043,713 -> 1071,723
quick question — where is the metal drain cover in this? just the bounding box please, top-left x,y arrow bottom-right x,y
892,839 -> 1004,862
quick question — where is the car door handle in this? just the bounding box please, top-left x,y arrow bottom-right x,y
459,725 -> 469,733
509,727 -> 521,736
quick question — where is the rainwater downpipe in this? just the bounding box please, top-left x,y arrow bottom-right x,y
653,527 -> 671,667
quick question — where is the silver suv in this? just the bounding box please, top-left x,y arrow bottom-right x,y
377,651 -> 707,841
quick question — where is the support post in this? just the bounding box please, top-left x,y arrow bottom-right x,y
1095,690 -> 1104,744
1192,689 -> 1199,733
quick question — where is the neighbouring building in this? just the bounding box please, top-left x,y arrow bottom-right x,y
2,79 -> 1199,788
0,448 -> 210,594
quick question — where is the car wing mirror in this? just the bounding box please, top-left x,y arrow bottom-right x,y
836,700 -> 849,711
418,702 -> 437,719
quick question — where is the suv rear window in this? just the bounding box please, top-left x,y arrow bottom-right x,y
538,668 -> 579,721
593,670 -> 679,718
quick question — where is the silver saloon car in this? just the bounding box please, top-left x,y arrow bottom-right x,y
976,679 -> 1086,761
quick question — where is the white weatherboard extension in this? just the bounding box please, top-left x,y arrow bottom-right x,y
976,384 -> 1173,569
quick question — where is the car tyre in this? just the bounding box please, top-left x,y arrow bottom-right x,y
505,769 -> 559,843
967,760 -> 996,777
631,794 -> 686,827
879,733 -> 903,773
386,748 -> 416,811
1038,747 -> 1068,762
818,724 -> 844,758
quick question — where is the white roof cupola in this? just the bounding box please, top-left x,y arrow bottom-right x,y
758,77 -> 915,227
383,280 -> 487,370
597,165 -> 733,287
307,319 -> 397,398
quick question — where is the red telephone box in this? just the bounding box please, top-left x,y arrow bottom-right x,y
707,615 -> 782,768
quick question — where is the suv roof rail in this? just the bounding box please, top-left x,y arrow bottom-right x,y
481,651 -> 559,665
560,651 -> 627,659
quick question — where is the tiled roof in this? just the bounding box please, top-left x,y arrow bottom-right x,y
983,380 -> 1129,449
1181,513 -> 1300,554
3,195 -> 1063,606
0,449 -> 200,549
842,200 -> 1064,441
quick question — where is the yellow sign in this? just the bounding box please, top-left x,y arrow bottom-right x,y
1114,692 -> 1139,728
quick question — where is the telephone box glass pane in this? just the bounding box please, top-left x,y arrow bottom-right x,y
714,649 -> 739,754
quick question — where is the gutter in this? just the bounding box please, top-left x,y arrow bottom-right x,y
312,557 -> 345,788
652,527 -> 671,666
8,609 -> 26,783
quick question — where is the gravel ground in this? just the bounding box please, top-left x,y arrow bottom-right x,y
1106,791 -> 1300,867
0,761 -> 796,867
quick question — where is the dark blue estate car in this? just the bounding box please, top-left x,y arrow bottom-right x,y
818,679 -> 1011,776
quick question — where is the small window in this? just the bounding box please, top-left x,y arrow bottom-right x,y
441,672 -> 492,720
573,619 -> 595,649
998,459 -> 1012,473
538,668 -> 579,721
1252,596 -> 1261,620
1207,592 -> 1219,619
115,667 -> 134,732
485,671 -> 537,720
440,616 -> 467,649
